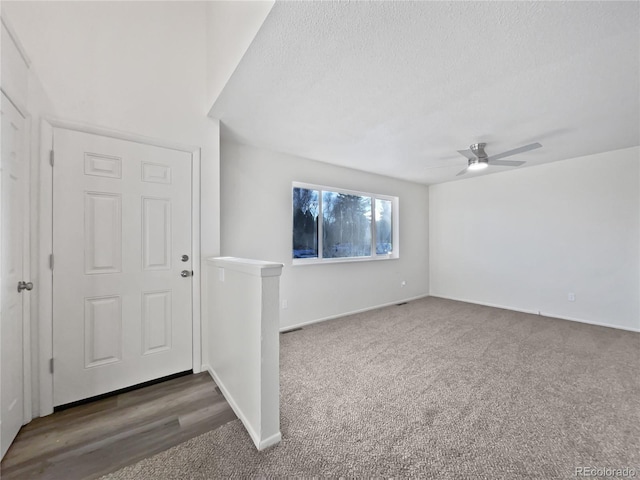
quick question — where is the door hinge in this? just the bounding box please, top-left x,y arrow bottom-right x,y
49,358 -> 54,374
49,254 -> 54,270
49,150 -> 54,167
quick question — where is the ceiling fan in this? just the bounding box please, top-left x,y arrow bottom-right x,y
456,142 -> 542,176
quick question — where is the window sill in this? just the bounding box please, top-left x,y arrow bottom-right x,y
291,255 -> 399,266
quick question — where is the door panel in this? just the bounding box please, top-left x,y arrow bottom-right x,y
84,295 -> 122,368
142,196 -> 171,270
52,129 -> 192,406
1,93 -> 26,458
142,290 -> 172,354
84,192 -> 122,274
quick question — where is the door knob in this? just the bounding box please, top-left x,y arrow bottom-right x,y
18,281 -> 33,292
181,270 -> 191,278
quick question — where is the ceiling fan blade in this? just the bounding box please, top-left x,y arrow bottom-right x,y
489,160 -> 526,167
456,167 -> 468,176
457,149 -> 476,161
487,142 -> 542,162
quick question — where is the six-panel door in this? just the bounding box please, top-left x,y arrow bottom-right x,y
52,128 -> 193,406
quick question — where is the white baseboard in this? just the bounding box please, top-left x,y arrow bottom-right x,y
430,295 -> 640,333
537,311 -> 640,333
280,293 -> 430,332
203,364 -> 281,450
430,295 -> 538,316
258,431 -> 282,450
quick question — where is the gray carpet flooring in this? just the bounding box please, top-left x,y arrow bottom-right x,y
103,297 -> 639,479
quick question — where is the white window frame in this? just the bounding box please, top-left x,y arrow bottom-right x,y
292,181 -> 399,265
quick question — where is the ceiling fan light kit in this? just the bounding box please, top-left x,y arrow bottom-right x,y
467,160 -> 488,171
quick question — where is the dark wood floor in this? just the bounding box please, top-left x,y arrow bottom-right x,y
0,372 -> 236,480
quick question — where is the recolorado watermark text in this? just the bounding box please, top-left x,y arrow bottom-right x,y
575,466 -> 637,477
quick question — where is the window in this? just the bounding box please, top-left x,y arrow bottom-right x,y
292,182 -> 398,264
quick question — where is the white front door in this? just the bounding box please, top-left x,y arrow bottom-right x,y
52,128 -> 193,407
1,93 -> 27,458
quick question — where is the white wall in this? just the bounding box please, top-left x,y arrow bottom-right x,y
220,141 -> 430,330
206,0 -> 274,108
429,146 -> 640,331
2,1 -> 221,259
205,257 -> 282,450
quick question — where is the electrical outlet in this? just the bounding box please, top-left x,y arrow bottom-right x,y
568,292 -> 575,302
282,299 -> 288,309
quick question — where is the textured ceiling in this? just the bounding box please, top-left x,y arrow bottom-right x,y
211,1 -> 639,185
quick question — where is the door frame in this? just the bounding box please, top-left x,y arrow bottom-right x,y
38,118 -> 202,416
